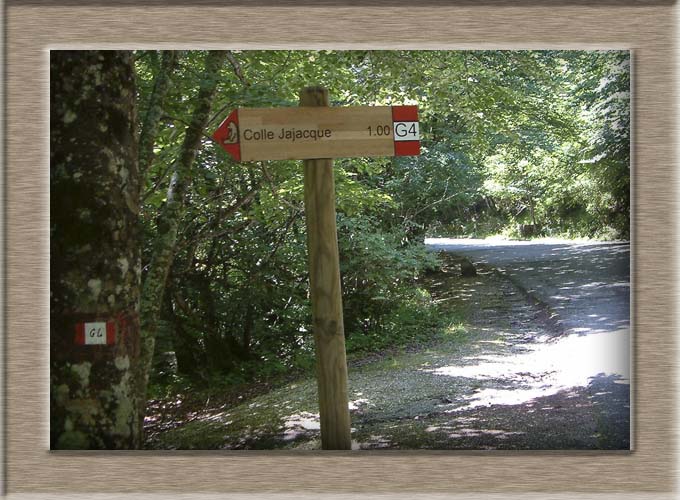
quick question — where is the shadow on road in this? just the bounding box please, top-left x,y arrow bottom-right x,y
146,241 -> 631,450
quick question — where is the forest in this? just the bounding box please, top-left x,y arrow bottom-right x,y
50,49 -> 630,449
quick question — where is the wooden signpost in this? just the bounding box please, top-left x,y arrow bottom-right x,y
213,89 -> 420,450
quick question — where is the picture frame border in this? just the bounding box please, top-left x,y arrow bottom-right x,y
4,1 -> 677,498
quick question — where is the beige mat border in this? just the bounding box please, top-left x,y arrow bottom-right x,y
4,1 -> 677,496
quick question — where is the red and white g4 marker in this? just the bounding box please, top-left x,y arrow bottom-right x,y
213,105 -> 420,162
75,321 -> 116,346
391,105 -> 420,157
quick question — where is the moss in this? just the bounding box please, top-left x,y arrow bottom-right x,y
70,362 -> 92,388
110,370 -> 134,437
54,383 -> 70,405
112,397 -> 133,437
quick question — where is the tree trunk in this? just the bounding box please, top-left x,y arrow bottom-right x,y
242,303 -> 254,358
139,51 -> 226,389
50,51 -> 143,449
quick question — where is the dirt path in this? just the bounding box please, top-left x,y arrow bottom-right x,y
146,251 -> 629,450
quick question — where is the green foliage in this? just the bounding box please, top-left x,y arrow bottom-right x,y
136,49 -> 630,394
344,289 -> 443,354
336,215 -> 440,349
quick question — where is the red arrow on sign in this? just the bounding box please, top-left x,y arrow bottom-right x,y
212,109 -> 241,161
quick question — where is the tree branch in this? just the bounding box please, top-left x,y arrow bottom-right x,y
176,186 -> 260,252
225,50 -> 249,87
259,163 -> 303,211
138,51 -> 179,176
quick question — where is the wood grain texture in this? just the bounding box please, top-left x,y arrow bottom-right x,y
301,87 -> 352,450
238,106 -> 395,161
5,1 -> 677,496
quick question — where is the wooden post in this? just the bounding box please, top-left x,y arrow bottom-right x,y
300,86 -> 352,450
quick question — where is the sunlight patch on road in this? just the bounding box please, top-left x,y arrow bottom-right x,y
425,328 -> 630,409
281,411 -> 320,441
348,398 -> 371,410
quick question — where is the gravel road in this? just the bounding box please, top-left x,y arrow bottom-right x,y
422,238 -> 631,449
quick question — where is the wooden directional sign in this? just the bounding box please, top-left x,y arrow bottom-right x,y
213,105 -> 420,161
